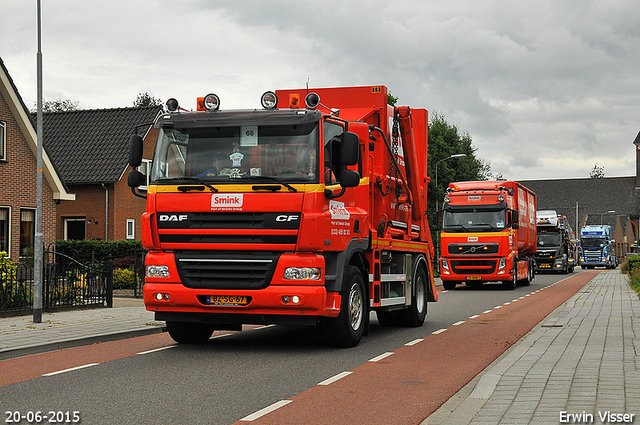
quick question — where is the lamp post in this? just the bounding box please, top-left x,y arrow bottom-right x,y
435,154 -> 467,189
600,210 -> 616,224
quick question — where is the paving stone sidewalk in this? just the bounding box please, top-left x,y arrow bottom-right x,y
0,296 -> 164,360
425,270 -> 640,425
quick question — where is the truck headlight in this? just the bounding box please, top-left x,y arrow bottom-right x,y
146,265 -> 170,278
498,258 -> 507,270
284,267 -> 321,280
441,258 -> 449,270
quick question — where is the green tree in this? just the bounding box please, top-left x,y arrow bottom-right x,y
589,163 -> 605,178
134,92 -> 163,107
428,112 -> 491,214
31,98 -> 80,113
387,92 -> 398,107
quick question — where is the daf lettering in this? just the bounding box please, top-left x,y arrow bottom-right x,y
159,214 -> 188,222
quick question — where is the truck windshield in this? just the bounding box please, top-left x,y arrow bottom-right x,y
581,238 -> 605,248
538,232 -> 562,247
151,122 -> 319,183
442,206 -> 506,232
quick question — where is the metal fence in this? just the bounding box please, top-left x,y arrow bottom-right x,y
0,247 -> 113,316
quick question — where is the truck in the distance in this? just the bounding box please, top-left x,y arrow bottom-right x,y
435,181 -> 537,290
127,85 -> 438,347
579,225 -> 618,269
534,210 -> 576,274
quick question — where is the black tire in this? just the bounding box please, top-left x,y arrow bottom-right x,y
398,263 -> 428,327
166,321 -> 215,344
442,280 -> 457,290
520,261 -> 532,287
503,260 -> 517,290
321,265 -> 366,347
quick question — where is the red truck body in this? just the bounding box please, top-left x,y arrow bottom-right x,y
438,181 -> 536,289
128,85 -> 437,347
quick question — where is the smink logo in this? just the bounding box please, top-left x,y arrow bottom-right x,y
211,194 -> 243,209
159,214 -> 188,222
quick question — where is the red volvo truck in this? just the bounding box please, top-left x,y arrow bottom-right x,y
127,85 -> 438,347
435,181 -> 536,290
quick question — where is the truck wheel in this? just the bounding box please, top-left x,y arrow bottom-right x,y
166,321 -> 215,344
398,263 -> 428,327
503,260 -> 517,290
321,265 -> 366,347
443,280 -> 457,290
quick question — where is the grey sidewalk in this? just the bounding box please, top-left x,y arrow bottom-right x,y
0,295 -> 164,360
425,270 -> 640,425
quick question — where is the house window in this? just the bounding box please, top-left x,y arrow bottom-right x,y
0,121 -> 6,161
0,207 -> 9,254
19,208 -> 35,257
126,219 -> 135,240
64,218 -> 86,240
139,159 -> 152,189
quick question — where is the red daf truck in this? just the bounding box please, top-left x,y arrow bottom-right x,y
436,181 -> 536,290
127,85 -> 438,347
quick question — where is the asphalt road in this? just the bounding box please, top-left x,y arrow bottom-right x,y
0,270 -> 587,425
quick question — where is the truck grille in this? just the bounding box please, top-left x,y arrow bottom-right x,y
157,212 -> 300,247
447,243 -> 499,255
450,260 -> 497,275
174,251 -> 280,290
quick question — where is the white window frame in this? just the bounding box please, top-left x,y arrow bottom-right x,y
0,206 -> 10,255
126,219 -> 135,240
139,159 -> 152,190
0,121 -> 6,161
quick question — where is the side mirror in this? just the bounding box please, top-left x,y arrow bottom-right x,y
129,134 -> 144,167
432,211 -> 440,230
339,169 -> 360,188
128,169 -> 145,188
339,132 -> 359,165
510,210 -> 519,228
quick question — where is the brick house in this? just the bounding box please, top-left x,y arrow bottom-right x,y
39,105 -> 162,242
0,58 -> 74,263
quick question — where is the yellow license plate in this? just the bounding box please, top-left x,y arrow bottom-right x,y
206,295 -> 248,306
466,276 -> 481,281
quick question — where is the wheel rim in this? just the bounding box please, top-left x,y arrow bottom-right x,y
348,283 -> 363,331
416,275 -> 425,314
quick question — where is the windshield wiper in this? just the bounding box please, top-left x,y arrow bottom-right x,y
236,176 -> 297,193
156,177 -> 218,192
443,224 -> 472,232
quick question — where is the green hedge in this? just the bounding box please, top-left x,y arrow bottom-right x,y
621,256 -> 640,297
55,240 -> 144,267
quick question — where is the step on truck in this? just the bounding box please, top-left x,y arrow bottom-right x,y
534,210 -> 576,273
434,181 -> 537,290
127,85 -> 438,347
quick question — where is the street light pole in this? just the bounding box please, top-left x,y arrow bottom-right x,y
435,153 -> 467,189
600,210 -> 616,225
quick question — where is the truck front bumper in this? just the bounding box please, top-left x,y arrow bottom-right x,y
143,282 -> 341,324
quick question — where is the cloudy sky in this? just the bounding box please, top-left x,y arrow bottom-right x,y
2,0 -> 639,181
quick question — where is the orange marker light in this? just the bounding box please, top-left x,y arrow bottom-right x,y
289,93 -> 301,109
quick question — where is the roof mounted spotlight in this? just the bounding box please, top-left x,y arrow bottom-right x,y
203,93 -> 220,111
261,91 -> 278,109
165,98 -> 179,112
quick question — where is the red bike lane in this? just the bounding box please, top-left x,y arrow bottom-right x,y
235,271 -> 598,425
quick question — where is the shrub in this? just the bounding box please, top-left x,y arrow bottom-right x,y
113,268 -> 135,289
620,256 -> 640,298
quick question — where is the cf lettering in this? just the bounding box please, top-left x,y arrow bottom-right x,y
276,215 -> 299,222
